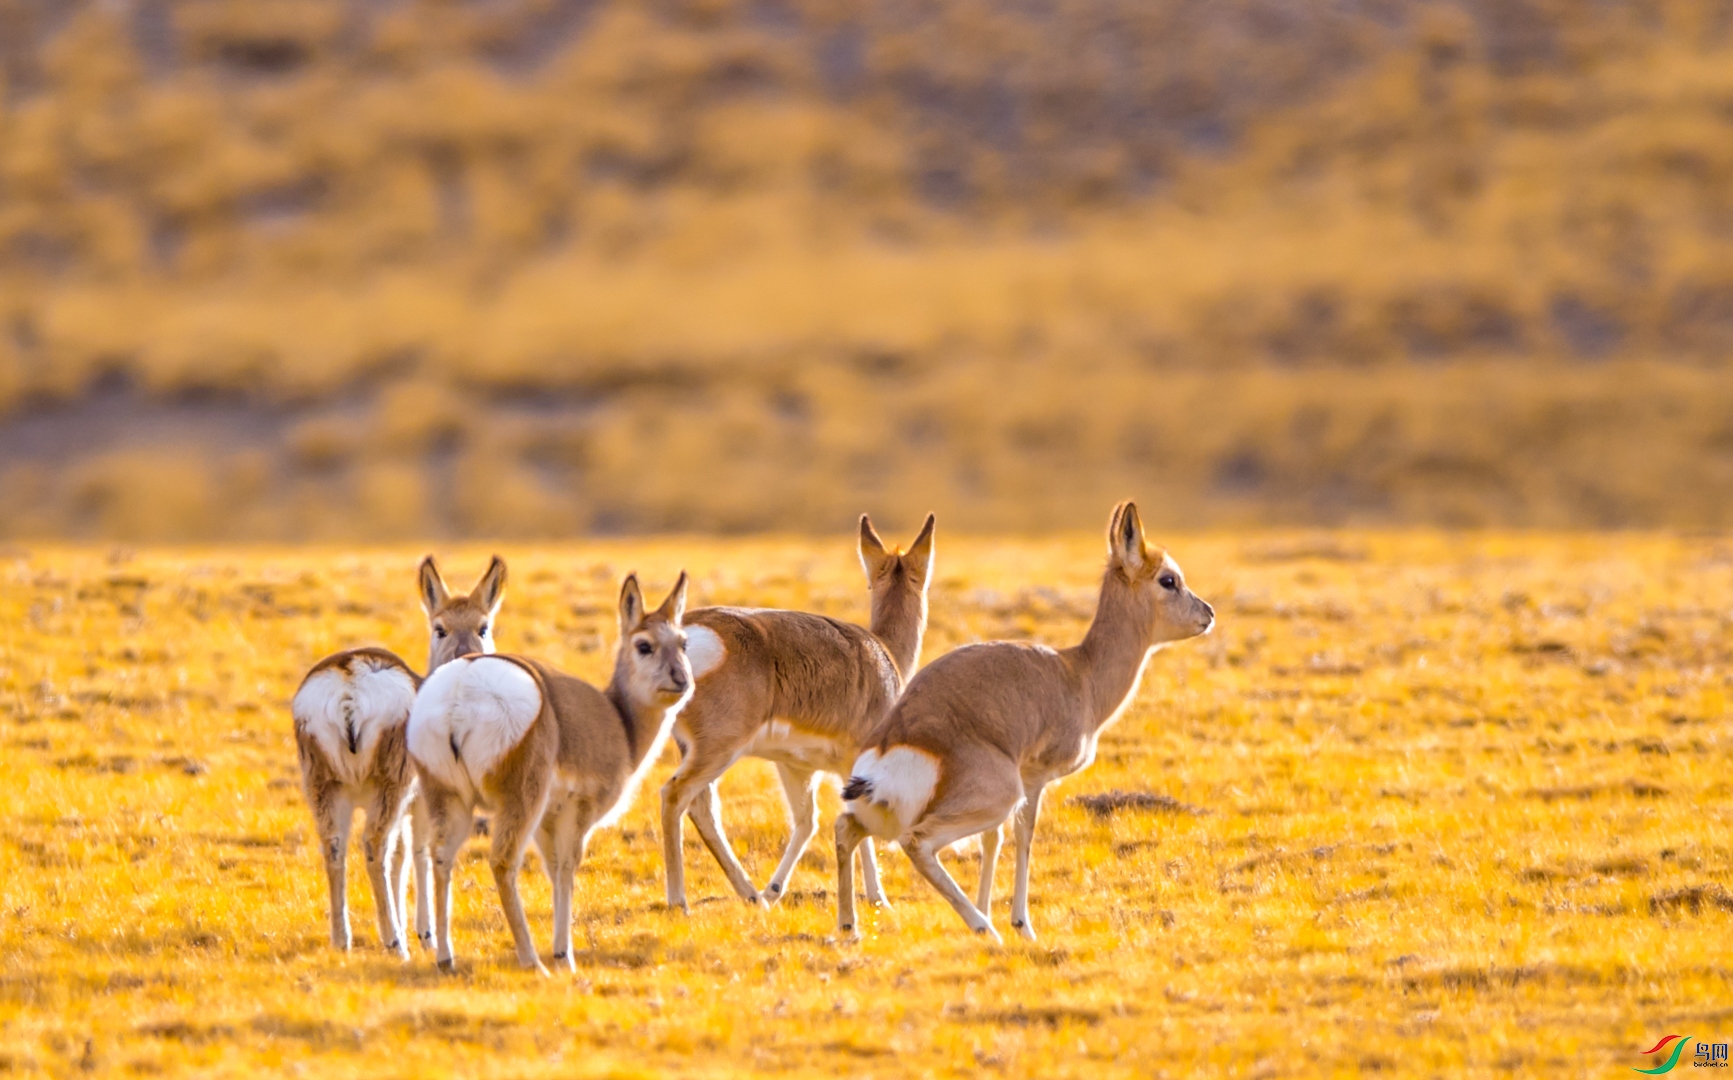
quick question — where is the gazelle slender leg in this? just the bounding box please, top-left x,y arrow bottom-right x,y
360,791 -> 408,958
533,822 -> 560,959
388,815 -> 411,946
536,801 -> 583,973
834,811 -> 870,937
429,791 -> 473,972
660,740 -> 756,910
1010,785 -> 1045,941
489,789 -> 551,975
687,781 -> 761,904
314,787 -> 356,951
976,822 -> 1004,915
551,826 -> 588,973
763,764 -> 820,904
860,837 -> 889,908
663,742 -> 759,910
658,750 -> 694,910
905,838 -> 1001,943
410,794 -> 434,950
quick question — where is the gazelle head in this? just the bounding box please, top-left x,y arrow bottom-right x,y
615,572 -> 694,710
858,512 -> 936,610
1106,501 -> 1214,645
418,555 -> 507,673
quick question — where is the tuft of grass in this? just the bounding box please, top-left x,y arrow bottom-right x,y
1069,791 -> 1210,819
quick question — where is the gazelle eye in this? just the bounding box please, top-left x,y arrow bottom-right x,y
1159,575 -> 1178,591
478,624 -> 489,637
635,640 -> 653,656
435,626 -> 448,638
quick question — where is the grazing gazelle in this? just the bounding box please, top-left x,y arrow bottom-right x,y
407,573 -> 693,974
660,513 -> 935,911
290,555 -> 507,957
835,501 -> 1213,942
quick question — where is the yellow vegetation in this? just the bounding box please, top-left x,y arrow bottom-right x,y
8,3 -> 1733,533
2,532 -> 1729,1075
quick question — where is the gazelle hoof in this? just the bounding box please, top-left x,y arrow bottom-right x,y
974,924 -> 1004,945
437,958 -> 457,973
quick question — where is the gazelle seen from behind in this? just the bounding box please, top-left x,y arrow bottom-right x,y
835,501 -> 1213,942
660,514 -> 935,911
290,555 -> 507,957
408,574 -> 693,974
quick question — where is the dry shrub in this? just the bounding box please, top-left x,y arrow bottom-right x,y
1648,885 -> 1733,916
8,3 -> 1733,535
64,450 -> 222,541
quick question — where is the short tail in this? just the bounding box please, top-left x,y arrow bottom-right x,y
839,746 -> 939,840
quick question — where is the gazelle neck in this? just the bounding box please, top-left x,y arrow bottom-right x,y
604,682 -> 678,766
1069,567 -> 1158,732
869,579 -> 927,681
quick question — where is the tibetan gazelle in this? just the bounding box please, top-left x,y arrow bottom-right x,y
835,502 -> 1213,942
407,574 -> 694,974
290,555 -> 507,957
660,513 -> 935,911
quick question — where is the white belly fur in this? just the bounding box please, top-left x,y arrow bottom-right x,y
745,719 -> 849,772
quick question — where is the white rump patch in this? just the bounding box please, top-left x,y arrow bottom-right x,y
844,746 -> 940,841
407,657 -> 542,802
684,626 -> 727,680
293,658 -> 416,787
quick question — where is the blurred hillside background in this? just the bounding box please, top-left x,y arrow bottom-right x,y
5,0 -> 1733,539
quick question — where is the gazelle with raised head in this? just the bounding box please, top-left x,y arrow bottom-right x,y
290,555 -> 507,956
835,502 -> 1213,942
660,514 -> 935,911
407,574 -> 694,973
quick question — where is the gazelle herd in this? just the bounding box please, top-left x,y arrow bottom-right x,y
291,501 -> 1212,970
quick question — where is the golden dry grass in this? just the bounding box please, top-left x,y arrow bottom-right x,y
1,531 -> 1731,1076
12,2 -> 1733,535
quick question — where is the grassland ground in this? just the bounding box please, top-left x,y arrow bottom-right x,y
1,532 -> 1730,1077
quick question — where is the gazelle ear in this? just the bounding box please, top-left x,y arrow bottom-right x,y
473,555 -> 507,617
655,571 -> 689,626
418,556 -> 450,615
858,514 -> 890,578
905,512 -> 936,582
1107,501 -> 1148,571
618,574 -> 645,636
